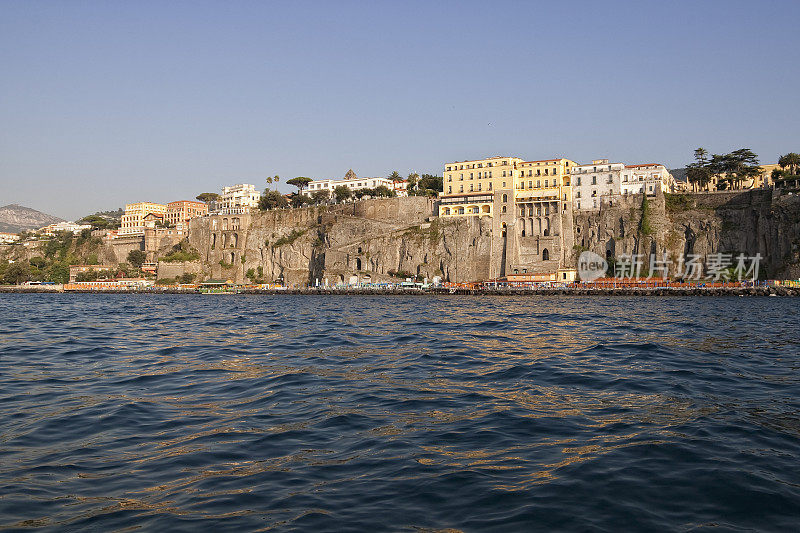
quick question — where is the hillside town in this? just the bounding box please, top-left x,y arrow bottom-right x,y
1,149 -> 799,292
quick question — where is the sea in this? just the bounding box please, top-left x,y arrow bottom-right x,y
1,294 -> 799,532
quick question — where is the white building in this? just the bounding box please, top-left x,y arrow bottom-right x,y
0,232 -> 20,244
305,170 -> 404,197
621,164 -> 674,197
571,159 -> 625,211
219,184 -> 261,213
39,221 -> 93,236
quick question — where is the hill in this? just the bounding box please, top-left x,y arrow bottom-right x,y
0,204 -> 63,234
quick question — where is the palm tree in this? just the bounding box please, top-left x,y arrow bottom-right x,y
778,153 -> 800,175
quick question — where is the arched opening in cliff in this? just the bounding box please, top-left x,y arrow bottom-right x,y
232,233 -> 239,248
542,248 -> 550,261
229,252 -> 235,264
356,258 -> 362,270
211,234 -> 216,250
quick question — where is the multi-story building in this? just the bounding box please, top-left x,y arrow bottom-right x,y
438,155 -> 577,279
165,200 -> 208,227
571,160 -> 625,211
38,221 -> 93,236
305,170 -> 403,197
219,184 -> 261,213
621,164 -> 674,197
119,202 -> 167,236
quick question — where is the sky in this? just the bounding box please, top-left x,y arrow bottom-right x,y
1,0 -> 799,220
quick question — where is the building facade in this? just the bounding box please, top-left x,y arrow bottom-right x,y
38,221 -> 93,236
219,184 -> 261,213
0,232 -> 20,244
571,160 -> 625,211
438,155 -> 577,279
621,164 -> 674,197
119,202 -> 167,236
305,170 -> 402,197
166,200 -> 208,227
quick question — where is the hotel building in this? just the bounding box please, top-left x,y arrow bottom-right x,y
119,202 -> 167,236
166,200 -> 208,227
572,160 -> 625,210
620,164 -> 674,197
219,184 -> 261,213
438,155 -> 577,279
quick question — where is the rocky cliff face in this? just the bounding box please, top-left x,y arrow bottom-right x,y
187,197 -> 494,285
574,189 -> 800,279
182,191 -> 800,284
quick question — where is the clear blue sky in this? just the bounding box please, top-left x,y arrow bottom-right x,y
1,0 -> 799,219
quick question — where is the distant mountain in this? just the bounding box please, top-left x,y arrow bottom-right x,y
0,204 -> 63,234
670,167 -> 688,183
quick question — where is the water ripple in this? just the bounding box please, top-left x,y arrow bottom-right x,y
1,294 -> 799,531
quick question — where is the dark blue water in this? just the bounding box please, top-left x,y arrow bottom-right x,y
1,294 -> 799,532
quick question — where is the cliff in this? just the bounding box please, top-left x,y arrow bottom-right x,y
182,190 -> 800,285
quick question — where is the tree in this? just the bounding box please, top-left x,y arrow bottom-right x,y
265,175 -> 280,190
196,192 -> 220,203
373,185 -> 395,197
48,262 -> 69,283
778,153 -> 800,175
127,249 -> 146,269
286,177 -> 313,194
388,171 -> 402,182
3,262 -> 30,285
410,174 -> 443,196
406,172 -> 418,192
311,190 -> 330,204
723,148 -> 760,189
334,185 -> 353,203
290,193 -> 311,208
259,190 -> 289,210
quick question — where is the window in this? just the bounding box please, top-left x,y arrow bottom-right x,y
448,186 -> 452,193
545,169 -> 549,175
488,182 -> 492,190
592,176 -> 597,185
460,174 -> 463,180
502,206 -> 507,213
502,193 -> 508,202
448,175 -> 452,182
592,190 -> 597,197
478,184 -> 482,191
502,181 -> 506,187
469,184 -> 474,192
576,191 -> 581,198
470,173 -> 473,179
502,171 -> 506,177
457,207 -> 464,214
545,180 -> 548,187
459,185 -> 464,192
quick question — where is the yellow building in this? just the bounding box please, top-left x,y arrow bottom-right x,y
439,156 -> 575,220
119,202 -> 167,236
438,155 -> 577,280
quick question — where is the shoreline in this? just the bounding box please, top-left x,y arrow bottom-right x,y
1,286 -> 797,296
